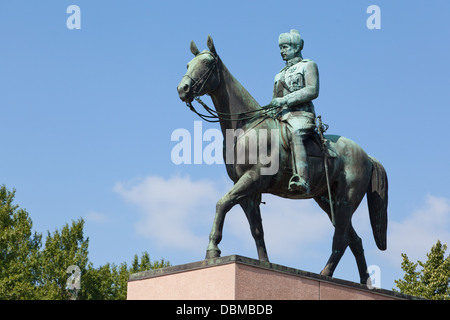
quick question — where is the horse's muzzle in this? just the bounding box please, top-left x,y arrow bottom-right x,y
177,77 -> 193,102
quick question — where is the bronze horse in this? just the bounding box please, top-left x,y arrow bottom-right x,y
177,36 -> 388,284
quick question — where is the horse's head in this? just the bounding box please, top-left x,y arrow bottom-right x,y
177,35 -> 220,103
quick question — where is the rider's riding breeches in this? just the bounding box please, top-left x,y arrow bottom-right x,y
281,110 -> 316,179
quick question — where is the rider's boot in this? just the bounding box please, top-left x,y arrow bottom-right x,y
289,134 -> 310,194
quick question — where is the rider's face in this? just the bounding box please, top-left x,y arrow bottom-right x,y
279,43 -> 298,61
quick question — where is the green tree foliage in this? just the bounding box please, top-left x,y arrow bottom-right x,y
81,262 -> 128,300
0,186 -> 42,299
394,240 -> 450,300
38,219 -> 89,299
0,185 -> 170,300
130,251 -> 170,273
80,253 -> 170,300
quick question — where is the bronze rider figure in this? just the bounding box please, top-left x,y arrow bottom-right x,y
270,29 -> 319,194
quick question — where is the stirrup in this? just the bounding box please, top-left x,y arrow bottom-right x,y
288,174 -> 310,194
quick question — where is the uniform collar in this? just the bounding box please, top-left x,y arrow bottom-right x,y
285,57 -> 302,68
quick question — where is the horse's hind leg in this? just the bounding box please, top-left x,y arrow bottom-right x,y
206,171 -> 260,259
348,224 -> 370,285
318,182 -> 370,284
321,217 -> 371,285
240,194 -> 269,261
320,201 -> 352,279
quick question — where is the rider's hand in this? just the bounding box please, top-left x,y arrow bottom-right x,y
270,97 -> 287,108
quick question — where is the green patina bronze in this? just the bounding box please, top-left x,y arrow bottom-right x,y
177,31 -> 388,285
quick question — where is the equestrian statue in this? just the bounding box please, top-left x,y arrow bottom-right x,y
176,30 -> 388,285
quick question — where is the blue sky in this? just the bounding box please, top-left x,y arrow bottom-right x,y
1,0 -> 449,290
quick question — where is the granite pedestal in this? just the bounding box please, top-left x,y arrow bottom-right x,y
127,255 -> 416,300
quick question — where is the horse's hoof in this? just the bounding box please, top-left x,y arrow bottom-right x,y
205,249 -> 221,259
363,275 -> 372,288
320,268 -> 332,277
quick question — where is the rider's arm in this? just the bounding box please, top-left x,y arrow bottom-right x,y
283,61 -> 319,107
272,73 -> 281,99
270,72 -> 285,107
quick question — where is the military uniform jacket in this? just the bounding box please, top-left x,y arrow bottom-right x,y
273,58 -> 319,115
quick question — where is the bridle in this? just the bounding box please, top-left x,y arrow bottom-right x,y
182,51 -> 220,99
182,52 -> 278,123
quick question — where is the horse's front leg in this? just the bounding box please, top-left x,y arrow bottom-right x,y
206,171 -> 259,259
240,194 -> 269,262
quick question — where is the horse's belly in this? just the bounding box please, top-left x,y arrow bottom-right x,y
266,155 -> 336,199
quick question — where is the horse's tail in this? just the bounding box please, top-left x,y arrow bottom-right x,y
367,156 -> 388,251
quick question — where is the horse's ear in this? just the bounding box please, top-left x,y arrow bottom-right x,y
190,40 -> 200,56
207,35 -> 217,56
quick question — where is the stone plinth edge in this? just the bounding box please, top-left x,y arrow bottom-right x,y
127,255 -> 420,300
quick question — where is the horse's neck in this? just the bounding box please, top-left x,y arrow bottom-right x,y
210,61 -> 261,134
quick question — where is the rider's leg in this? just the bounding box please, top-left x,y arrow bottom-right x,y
289,132 -> 310,193
283,111 -> 315,194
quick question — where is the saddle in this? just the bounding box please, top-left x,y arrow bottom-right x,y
234,112 -> 337,167
278,120 -> 337,159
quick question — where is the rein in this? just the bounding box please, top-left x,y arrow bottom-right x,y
183,52 -> 279,123
186,97 -> 278,123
